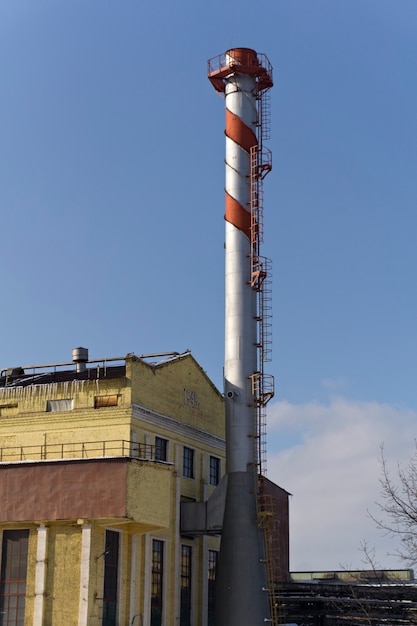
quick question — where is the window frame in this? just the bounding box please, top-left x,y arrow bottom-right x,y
182,446 -> 195,479
46,399 -> 74,412
180,544 -> 192,626
0,529 -> 30,626
209,456 -> 221,486
154,436 -> 168,462
151,539 -> 165,626
101,529 -> 121,626
94,395 -> 118,409
207,549 -> 219,626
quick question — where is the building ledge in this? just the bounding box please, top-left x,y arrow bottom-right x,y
0,457 -> 173,530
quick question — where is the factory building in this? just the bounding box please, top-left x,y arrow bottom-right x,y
0,349 -> 229,626
0,348 -> 290,626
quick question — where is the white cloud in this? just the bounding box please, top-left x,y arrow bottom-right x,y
265,397 -> 417,572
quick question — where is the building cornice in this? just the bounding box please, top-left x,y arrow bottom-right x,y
132,404 -> 225,452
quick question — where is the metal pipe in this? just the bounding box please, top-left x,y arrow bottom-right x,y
0,351 -> 183,377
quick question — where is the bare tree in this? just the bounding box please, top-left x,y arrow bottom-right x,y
371,443 -> 417,566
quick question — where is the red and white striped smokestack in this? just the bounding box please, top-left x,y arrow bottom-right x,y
223,49 -> 259,474
208,48 -> 273,626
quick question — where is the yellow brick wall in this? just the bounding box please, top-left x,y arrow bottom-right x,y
89,524 -> 108,626
128,354 -> 225,503
43,525 -> 81,626
131,533 -> 143,620
0,376 -> 130,414
0,381 -> 133,461
129,355 -> 224,438
22,525 -> 37,626
126,460 -> 173,530
135,535 -> 147,622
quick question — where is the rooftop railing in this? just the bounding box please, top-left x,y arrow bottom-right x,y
0,440 -> 167,463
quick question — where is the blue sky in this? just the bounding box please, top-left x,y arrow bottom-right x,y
1,1 -> 416,570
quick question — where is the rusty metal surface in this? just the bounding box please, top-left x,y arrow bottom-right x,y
260,477 -> 291,582
0,458 -> 128,522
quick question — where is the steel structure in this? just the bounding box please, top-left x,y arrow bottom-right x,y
279,578 -> 417,625
208,48 -> 275,626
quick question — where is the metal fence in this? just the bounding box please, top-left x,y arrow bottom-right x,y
0,440 -> 163,463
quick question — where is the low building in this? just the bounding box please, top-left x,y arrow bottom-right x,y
279,569 -> 417,625
0,349 -> 225,626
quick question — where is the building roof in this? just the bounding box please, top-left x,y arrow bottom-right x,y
0,349 -> 222,394
0,365 -> 127,388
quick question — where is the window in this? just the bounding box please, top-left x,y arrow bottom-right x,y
46,399 -> 73,412
151,540 -> 164,626
102,530 -> 120,626
207,550 -> 218,626
209,456 -> 221,486
0,529 -> 29,626
183,447 -> 195,479
180,545 -> 192,626
154,437 -> 168,462
95,395 -> 118,408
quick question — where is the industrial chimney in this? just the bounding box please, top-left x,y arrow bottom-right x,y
208,48 -> 274,626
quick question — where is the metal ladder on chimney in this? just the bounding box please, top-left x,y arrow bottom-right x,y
249,139 -> 274,478
249,86 -> 285,625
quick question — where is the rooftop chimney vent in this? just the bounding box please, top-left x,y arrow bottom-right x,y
6,367 -> 24,378
72,347 -> 88,373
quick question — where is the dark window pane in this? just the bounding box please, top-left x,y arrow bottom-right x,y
180,545 -> 192,626
0,530 -> 29,626
151,539 -> 164,626
208,550 -> 218,626
183,447 -> 194,479
102,530 -> 120,626
209,457 -> 220,486
154,437 -> 168,462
